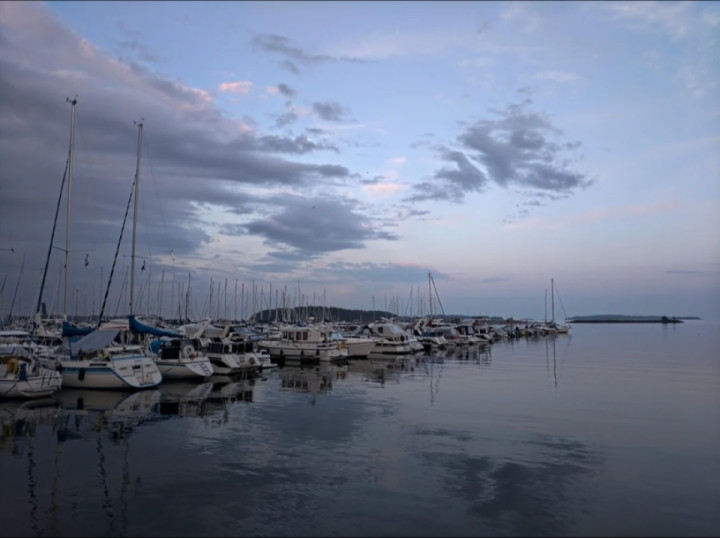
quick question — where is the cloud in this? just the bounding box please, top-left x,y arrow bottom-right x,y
252,134 -> 339,154
273,110 -> 298,128
0,3 -> 393,314
277,83 -> 296,98
406,98 -> 591,204
312,101 -> 349,122
250,33 -> 362,73
219,81 -> 252,94
228,195 -> 398,256
504,198 -> 683,230
405,148 -> 489,203
532,71 -> 580,84
601,1 -> 693,39
319,262 -> 448,284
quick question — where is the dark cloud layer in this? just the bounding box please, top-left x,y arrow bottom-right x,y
240,195 -> 397,255
407,99 -> 592,204
0,4 -> 394,316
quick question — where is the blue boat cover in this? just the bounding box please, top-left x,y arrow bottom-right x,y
128,315 -> 181,338
62,321 -> 94,338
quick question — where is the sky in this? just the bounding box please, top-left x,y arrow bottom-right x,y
1,1 -> 719,322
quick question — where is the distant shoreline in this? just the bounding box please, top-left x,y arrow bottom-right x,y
567,315 -> 699,324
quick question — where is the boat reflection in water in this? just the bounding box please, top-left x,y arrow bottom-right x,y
0,397 -> 62,451
435,344 -> 492,364
278,360 -> 349,404
0,390 -> 164,537
155,375 -> 255,425
207,374 -> 254,403
157,380 -> 214,418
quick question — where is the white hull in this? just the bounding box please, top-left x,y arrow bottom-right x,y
155,357 -> 213,379
257,341 -> 347,361
344,338 -> 377,358
60,355 -> 162,389
0,371 -> 62,399
369,341 -> 415,355
207,353 -> 259,375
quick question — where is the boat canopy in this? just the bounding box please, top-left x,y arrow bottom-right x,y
71,329 -> 119,353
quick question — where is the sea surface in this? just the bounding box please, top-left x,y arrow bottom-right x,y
1,320 -> 719,537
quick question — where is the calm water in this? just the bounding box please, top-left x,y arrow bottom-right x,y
1,321 -> 719,537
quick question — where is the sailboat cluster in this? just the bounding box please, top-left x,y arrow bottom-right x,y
0,99 -> 569,400
1,310 -> 571,400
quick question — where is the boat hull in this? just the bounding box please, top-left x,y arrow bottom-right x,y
344,339 -> 377,358
155,357 -> 213,379
207,353 -> 259,376
0,371 -> 63,399
59,355 -> 162,389
257,342 -> 347,361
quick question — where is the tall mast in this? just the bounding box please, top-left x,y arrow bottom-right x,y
129,121 -> 143,316
428,272 -> 433,318
551,278 -> 555,323
63,97 -> 77,320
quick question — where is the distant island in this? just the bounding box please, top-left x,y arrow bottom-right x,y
566,315 -> 700,324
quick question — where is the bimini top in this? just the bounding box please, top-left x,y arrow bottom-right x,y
70,329 -> 120,353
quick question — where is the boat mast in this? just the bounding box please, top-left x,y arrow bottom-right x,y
129,121 -> 143,316
63,97 -> 77,320
551,278 -> 555,324
428,272 -> 433,319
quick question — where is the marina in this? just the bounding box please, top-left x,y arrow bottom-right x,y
0,320 -> 717,537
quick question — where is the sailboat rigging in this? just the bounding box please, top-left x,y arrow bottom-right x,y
32,98 -> 75,335
549,278 -> 570,334
53,121 -> 163,390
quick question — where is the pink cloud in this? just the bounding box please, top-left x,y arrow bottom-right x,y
219,81 -> 252,94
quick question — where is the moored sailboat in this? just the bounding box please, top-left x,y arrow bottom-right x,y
0,331 -> 62,399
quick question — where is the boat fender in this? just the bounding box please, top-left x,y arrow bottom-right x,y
7,358 -> 19,375
18,362 -> 27,381
78,368 -> 85,381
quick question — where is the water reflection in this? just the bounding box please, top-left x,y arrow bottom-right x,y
0,398 -> 62,450
419,432 -> 602,536
54,389 -> 162,442
542,333 -> 572,389
418,356 -> 445,406
347,355 -> 422,386
0,326 -> 716,537
157,381 -> 214,417
278,361 -> 349,405
438,344 -> 492,364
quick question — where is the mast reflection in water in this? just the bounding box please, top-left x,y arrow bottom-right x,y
0,321 -> 718,537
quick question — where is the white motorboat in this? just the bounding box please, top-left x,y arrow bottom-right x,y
256,324 -> 348,362
358,322 -> 416,355
197,331 -> 262,376
328,330 -> 378,358
151,338 -> 214,379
